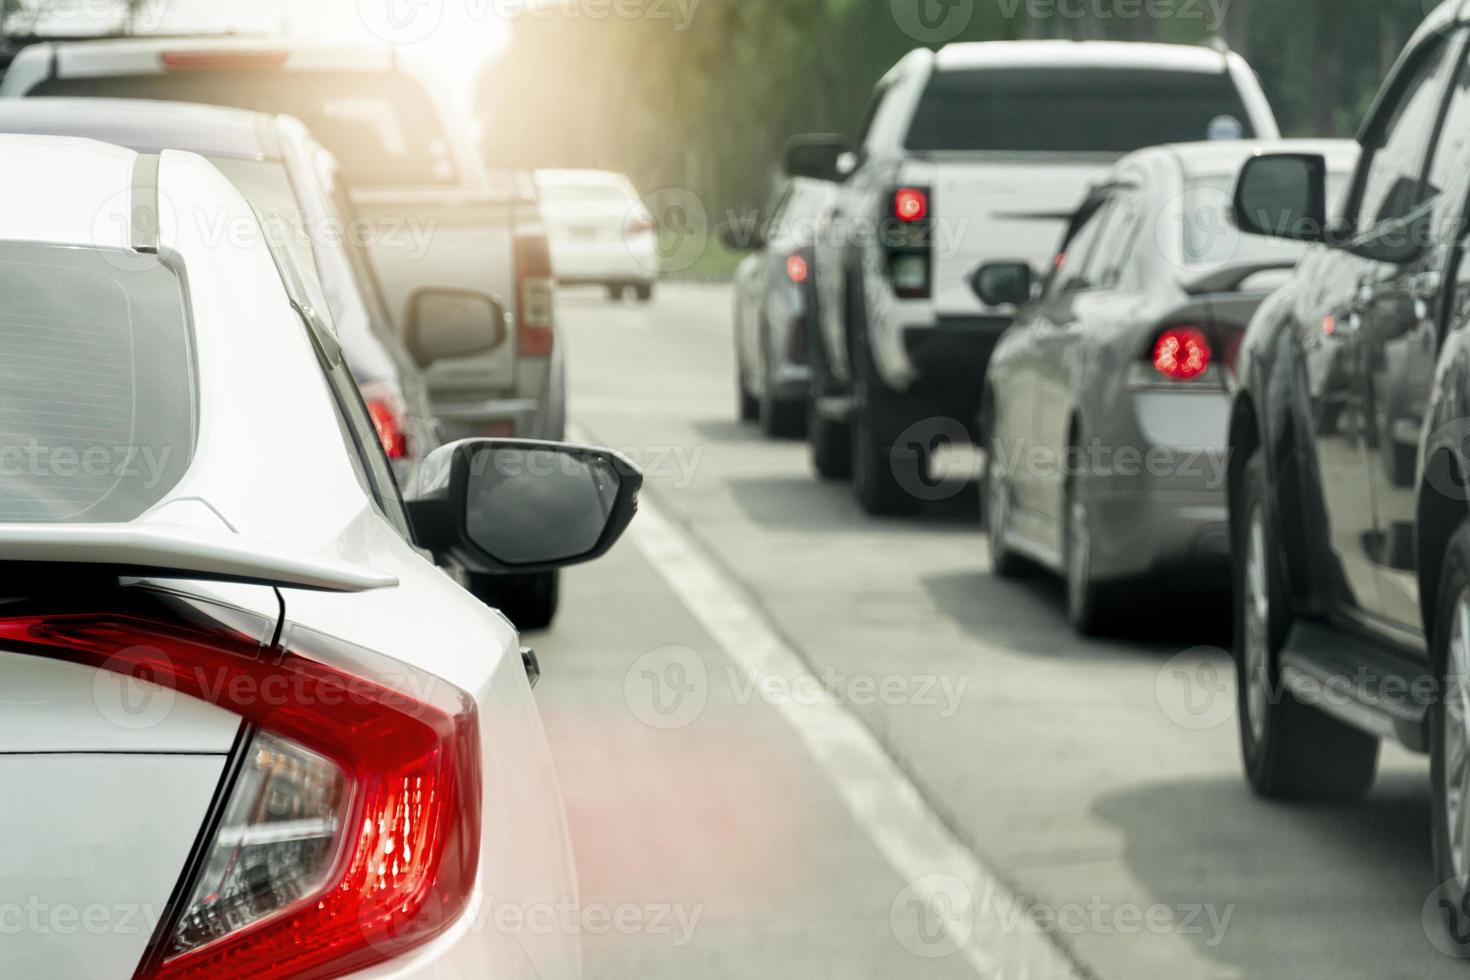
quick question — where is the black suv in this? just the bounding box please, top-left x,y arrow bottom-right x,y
1228,0 -> 1470,942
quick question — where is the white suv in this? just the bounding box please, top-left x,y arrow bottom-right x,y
803,40 -> 1279,514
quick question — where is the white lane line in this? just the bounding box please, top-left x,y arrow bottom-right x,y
621,490 -> 1086,980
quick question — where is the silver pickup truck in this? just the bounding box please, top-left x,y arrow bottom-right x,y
0,37 -> 568,626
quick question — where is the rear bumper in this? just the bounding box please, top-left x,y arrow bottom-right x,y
1083,388 -> 1232,581
901,316 -> 1011,439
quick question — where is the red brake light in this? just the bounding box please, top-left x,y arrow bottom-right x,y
625,212 -> 655,235
786,254 -> 809,284
362,383 -> 409,461
1153,326 -> 1212,381
513,204 -> 555,358
161,50 -> 288,71
894,188 -> 928,222
0,603 -> 481,980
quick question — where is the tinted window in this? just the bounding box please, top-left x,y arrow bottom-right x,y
0,244 -> 194,523
1355,36 -> 1454,229
31,72 -> 456,187
1425,50 -> 1470,238
905,68 -> 1254,154
1051,198 -> 1115,294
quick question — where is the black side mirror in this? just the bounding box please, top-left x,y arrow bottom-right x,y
406,288 -> 509,368
406,440 -> 643,574
972,262 -> 1035,307
783,134 -> 847,183
1233,153 -> 1329,243
719,220 -> 765,252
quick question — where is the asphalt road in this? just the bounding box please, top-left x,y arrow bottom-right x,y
529,282 -> 1459,980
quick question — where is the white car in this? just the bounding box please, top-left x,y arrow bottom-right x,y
802,40 -> 1280,514
0,134 -> 640,980
535,169 -> 658,301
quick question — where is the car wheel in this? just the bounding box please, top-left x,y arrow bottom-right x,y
737,365 -> 759,422
809,401 -> 852,480
850,327 -> 921,517
468,571 -> 561,632
758,345 -> 806,439
634,283 -> 654,302
1430,523 -> 1470,950
608,284 -> 626,301
1063,474 -> 1108,635
983,435 -> 1023,577
1234,450 -> 1378,801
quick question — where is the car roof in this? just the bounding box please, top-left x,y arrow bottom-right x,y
934,40 -> 1230,74
0,98 -> 276,159
1119,139 -> 1361,181
0,133 -> 140,248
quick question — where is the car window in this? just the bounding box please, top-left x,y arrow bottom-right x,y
32,71 -> 457,187
905,67 -> 1254,154
0,243 -> 195,523
1353,33 -> 1456,230
1091,191 -> 1145,289
1051,197 -> 1115,295
1425,49 -> 1470,239
319,353 -> 414,540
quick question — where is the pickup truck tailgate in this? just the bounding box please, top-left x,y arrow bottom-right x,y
927,158 -> 1110,316
352,188 -> 518,391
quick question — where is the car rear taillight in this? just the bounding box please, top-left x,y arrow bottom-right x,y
786,254 -> 809,284
1153,326 -> 1212,382
884,187 -> 932,300
625,212 -> 655,236
0,603 -> 481,980
360,381 -> 409,460
893,187 -> 928,223
513,204 -> 555,358
161,50 -> 288,71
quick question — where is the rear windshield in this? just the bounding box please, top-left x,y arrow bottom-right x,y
0,243 -> 195,523
30,71 -> 456,187
905,67 -> 1254,154
1182,170 -> 1352,267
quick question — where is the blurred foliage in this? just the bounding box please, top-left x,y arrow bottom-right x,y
480,0 -> 1431,219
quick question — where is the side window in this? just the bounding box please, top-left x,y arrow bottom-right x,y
1052,198 -> 1116,295
319,353 -> 415,541
1092,192 -> 1145,290
1354,34 -> 1457,231
1426,51 -> 1470,238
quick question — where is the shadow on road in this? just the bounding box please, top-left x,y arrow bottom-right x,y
1092,769 -> 1453,978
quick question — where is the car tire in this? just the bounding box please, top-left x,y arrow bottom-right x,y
1063,472 -> 1112,636
758,343 -> 805,439
1234,450 -> 1378,801
809,403 -> 852,480
634,283 -> 654,302
737,365 -> 759,422
850,308 -> 921,517
1430,522 -> 1470,951
608,284 -> 626,301
468,570 -> 561,632
982,434 -> 1024,578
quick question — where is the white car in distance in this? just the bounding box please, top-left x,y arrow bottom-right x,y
0,134 -> 638,980
536,168 -> 659,301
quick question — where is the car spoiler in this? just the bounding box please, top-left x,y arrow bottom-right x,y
0,523 -> 397,592
1184,260 -> 1298,296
